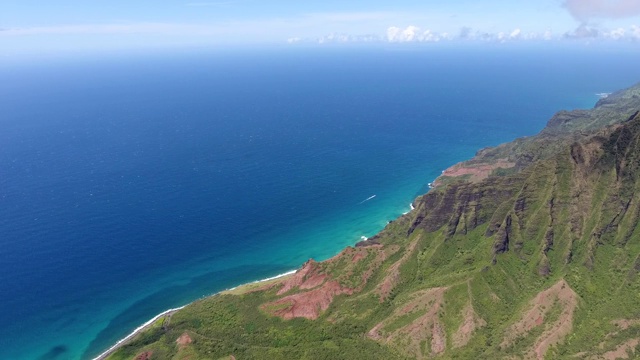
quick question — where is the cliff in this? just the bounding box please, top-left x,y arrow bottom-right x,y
434,83 -> 640,187
106,83 -> 640,360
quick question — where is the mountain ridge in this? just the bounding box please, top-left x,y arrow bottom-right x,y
433,83 -> 640,187
104,83 -> 640,360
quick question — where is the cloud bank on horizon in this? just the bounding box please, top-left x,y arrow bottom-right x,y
303,23 -> 640,45
1,0 -> 640,54
296,0 -> 640,45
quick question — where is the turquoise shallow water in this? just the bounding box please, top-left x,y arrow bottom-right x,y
1,45 -> 639,359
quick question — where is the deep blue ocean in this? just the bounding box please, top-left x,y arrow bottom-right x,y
1,45 -> 639,360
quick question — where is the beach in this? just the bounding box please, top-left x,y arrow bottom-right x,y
93,270 -> 297,360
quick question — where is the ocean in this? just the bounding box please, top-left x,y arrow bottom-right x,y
1,44 -> 639,360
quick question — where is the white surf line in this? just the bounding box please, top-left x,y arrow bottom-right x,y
94,269 -> 298,360
256,270 -> 297,283
224,270 -> 297,292
402,203 -> 415,216
358,195 -> 376,204
93,306 -> 185,360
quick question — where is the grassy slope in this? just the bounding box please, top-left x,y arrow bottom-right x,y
107,84 -> 640,360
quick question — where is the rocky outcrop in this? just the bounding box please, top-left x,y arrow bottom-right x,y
409,177 -> 519,238
263,245 -> 386,320
493,214 -> 512,255
265,280 -> 353,320
276,259 -> 327,295
176,332 -> 192,349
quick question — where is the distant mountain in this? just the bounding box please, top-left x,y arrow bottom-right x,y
105,83 -> 640,360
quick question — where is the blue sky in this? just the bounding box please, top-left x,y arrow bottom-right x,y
1,0 -> 640,55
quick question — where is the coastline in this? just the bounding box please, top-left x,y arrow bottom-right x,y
87,88 -> 615,360
92,306 -> 185,360
92,269 -> 297,360
90,83 -> 640,359
89,138 -> 505,360
91,202 -> 419,359
221,270 -> 297,295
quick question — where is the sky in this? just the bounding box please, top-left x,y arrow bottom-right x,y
1,0 -> 640,55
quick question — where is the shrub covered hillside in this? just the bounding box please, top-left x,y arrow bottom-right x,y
106,83 -> 640,360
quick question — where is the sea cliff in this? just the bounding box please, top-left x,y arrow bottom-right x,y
103,82 -> 640,360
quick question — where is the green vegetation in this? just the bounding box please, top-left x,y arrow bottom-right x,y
106,83 -> 640,359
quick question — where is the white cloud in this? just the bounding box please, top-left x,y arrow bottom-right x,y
402,25 -> 420,42
610,24 -> 640,40
385,27 -> 398,42
562,23 -> 640,40
386,25 -> 446,43
422,30 -> 442,42
493,28 -> 523,42
317,33 -> 350,43
295,26 -> 561,44
285,32 -> 382,44
563,0 -> 640,22
607,27 -> 626,39
387,25 -> 420,42
322,33 -> 380,43
7,16 -> 635,52
295,22 -> 640,45
454,27 -> 548,42
564,24 -> 600,38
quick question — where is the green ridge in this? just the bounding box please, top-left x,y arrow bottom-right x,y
105,83 -> 640,360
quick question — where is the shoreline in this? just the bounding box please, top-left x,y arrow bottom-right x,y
84,84 -> 640,360
92,306 -> 185,360
92,269 -> 297,360
223,269 -> 297,293
93,202 -> 420,359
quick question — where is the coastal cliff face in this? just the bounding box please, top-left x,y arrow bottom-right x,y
107,84 -> 640,360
